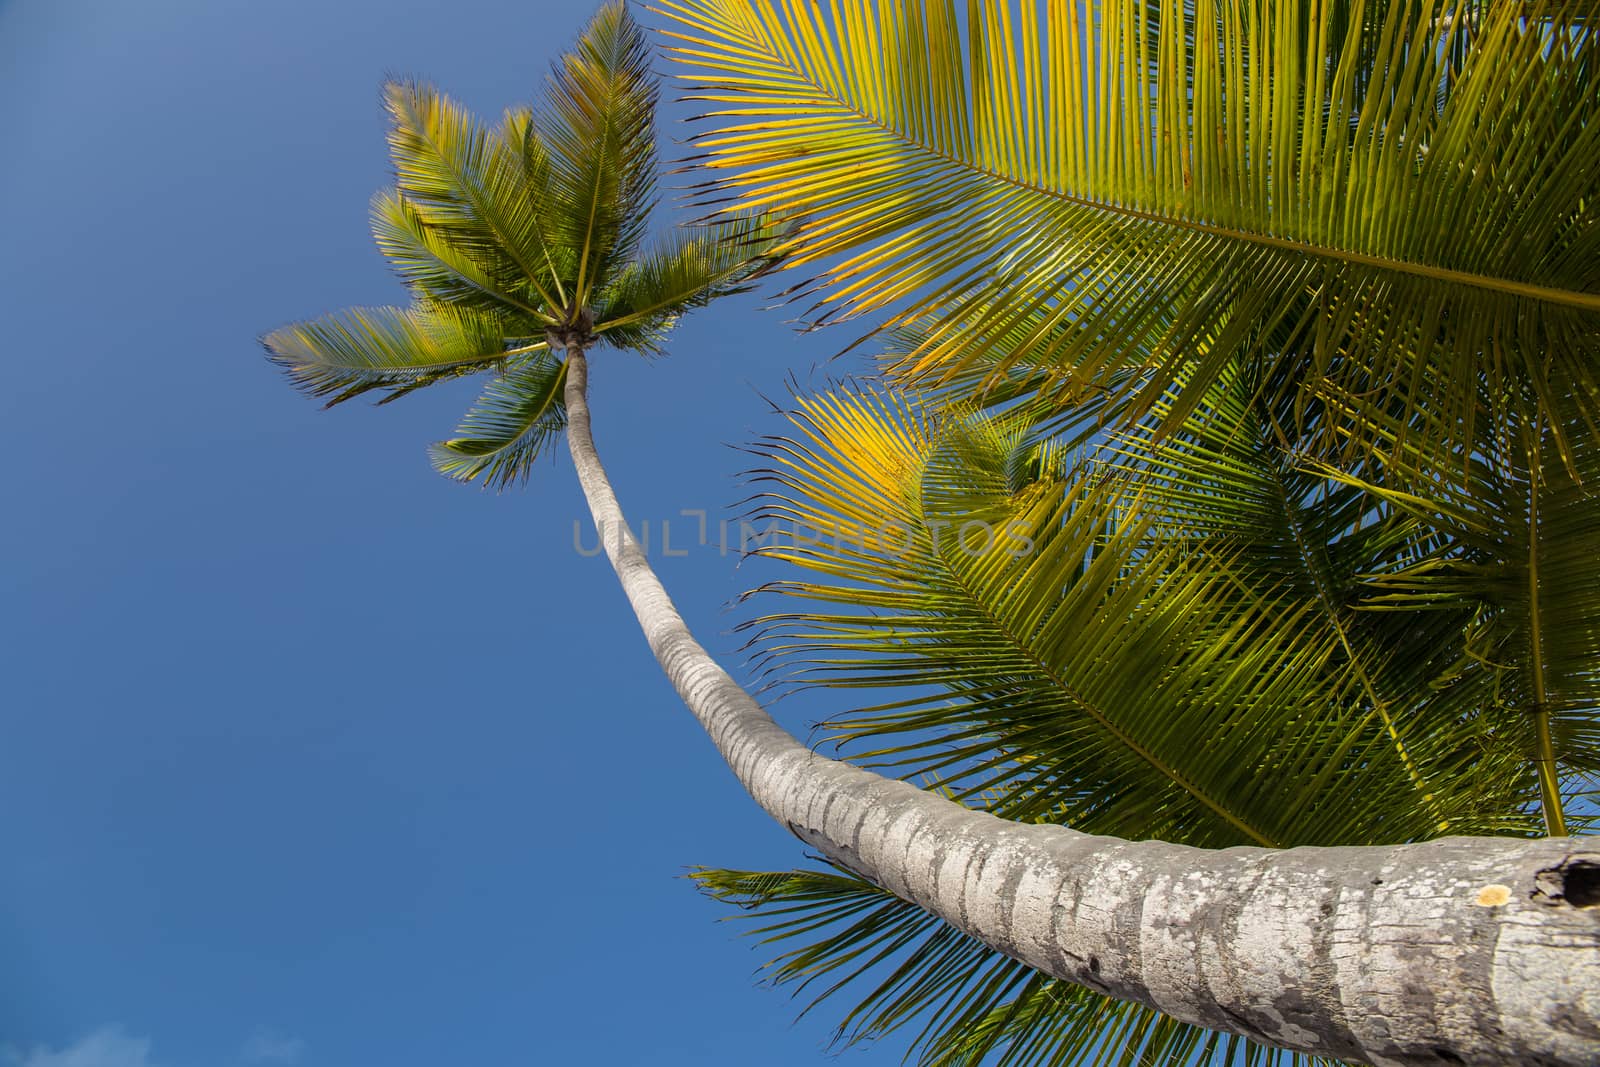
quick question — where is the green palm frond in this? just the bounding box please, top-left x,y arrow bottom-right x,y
740,387 -> 1539,850
694,864 -> 1337,1067
697,864 -> 1031,1058
875,303 -> 1127,443
658,0 -> 1600,464
701,377 -> 1581,1063
382,81 -> 567,317
1308,392 -> 1600,830
369,188 -> 545,320
1108,363 -> 1490,834
263,305 -> 522,406
537,0 -> 658,309
593,213 -> 788,353
429,350 -> 567,489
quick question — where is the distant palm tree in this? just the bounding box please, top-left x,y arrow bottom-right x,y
265,3 -> 796,805
266,1 -> 775,491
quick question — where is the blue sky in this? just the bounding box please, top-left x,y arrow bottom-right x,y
0,1 -> 902,1064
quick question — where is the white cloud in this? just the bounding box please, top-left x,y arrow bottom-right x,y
7,1027 -> 156,1067
3,1025 -> 305,1067
239,1032 -> 303,1066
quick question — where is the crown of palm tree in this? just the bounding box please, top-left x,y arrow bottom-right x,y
265,1 -> 779,488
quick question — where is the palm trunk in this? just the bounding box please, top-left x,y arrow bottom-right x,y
562,346 -> 1600,1067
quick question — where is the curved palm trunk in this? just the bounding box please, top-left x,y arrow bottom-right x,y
562,347 -> 1600,1067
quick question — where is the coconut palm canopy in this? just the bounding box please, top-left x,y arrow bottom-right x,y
652,0 -> 1600,1063
265,1 -> 778,487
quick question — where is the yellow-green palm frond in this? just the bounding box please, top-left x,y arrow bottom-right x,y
538,0 -> 659,309
262,305 -> 526,407
381,81 -> 568,318
1307,388 -> 1600,832
740,387 -> 1540,850
369,185 -> 546,322
701,378 -> 1572,1063
692,863 -> 1342,1067
873,300 -> 1142,449
429,350 -> 568,489
1110,362 -> 1558,835
658,0 -> 1600,464
593,212 -> 788,353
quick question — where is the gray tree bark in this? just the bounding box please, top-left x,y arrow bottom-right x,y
562,346 -> 1600,1067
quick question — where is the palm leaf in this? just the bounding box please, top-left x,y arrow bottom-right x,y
658,0 -> 1600,466
537,0 -> 658,310
592,212 -> 787,352
701,380 -> 1572,1064
370,187 -> 546,320
694,863 -> 1338,1067
429,351 -> 568,488
1108,361 -> 1493,835
1308,390 -> 1600,831
382,81 -> 568,317
263,305 -> 524,406
740,387 -> 1537,850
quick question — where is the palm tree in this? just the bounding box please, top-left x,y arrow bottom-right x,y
264,0 -> 799,787
643,0 -> 1600,1064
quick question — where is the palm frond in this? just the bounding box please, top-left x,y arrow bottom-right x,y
1108,362 -> 1494,835
370,187 -> 546,321
538,0 -> 659,310
705,379 -> 1577,1063
592,212 -> 787,353
693,864 -> 1336,1067
1309,391 -> 1600,831
382,81 -> 568,317
740,387 -> 1536,850
263,305 -> 522,406
658,0 -> 1600,464
429,350 -> 568,489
